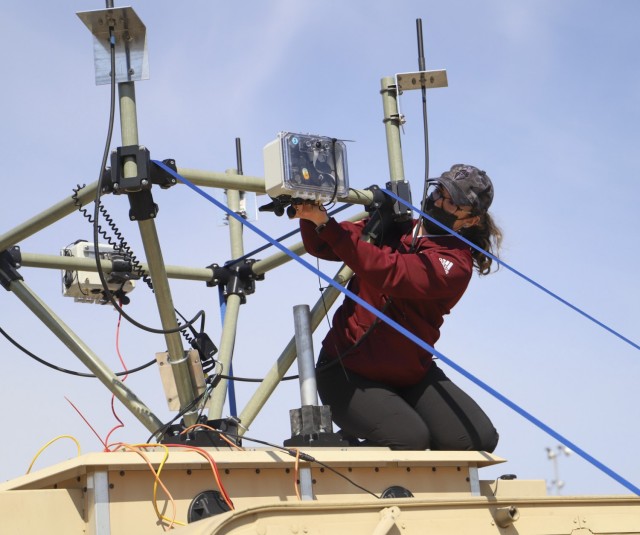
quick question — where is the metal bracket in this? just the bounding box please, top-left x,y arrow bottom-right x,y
0,246 -> 23,291
385,180 -> 413,222
127,189 -> 158,221
206,259 -> 264,303
395,69 -> 448,93
77,7 -> 149,86
393,69 -> 448,129
150,158 -> 179,189
110,145 -> 151,194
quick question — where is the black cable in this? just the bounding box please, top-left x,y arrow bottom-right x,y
321,138 -> 340,210
0,326 -> 154,378
207,428 -> 381,499
147,385 -> 213,442
411,18 -> 432,253
89,27 -> 204,336
226,203 -> 352,268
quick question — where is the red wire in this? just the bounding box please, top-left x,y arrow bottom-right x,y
64,396 -> 108,450
104,303 -> 128,449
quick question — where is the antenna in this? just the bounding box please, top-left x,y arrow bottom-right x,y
415,18 -> 430,215
546,444 -> 572,494
416,18 -> 426,72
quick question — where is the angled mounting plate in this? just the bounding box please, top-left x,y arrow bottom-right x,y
395,70 -> 448,93
77,7 -> 149,85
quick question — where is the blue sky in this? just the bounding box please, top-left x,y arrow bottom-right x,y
1,1 -> 639,496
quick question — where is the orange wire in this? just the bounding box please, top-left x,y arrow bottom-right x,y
113,443 -> 181,529
294,448 -> 301,500
164,443 -> 235,510
179,423 -> 245,451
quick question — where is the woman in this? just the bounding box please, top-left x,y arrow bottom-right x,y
293,164 -> 501,451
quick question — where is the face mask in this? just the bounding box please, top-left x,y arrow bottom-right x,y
423,197 -> 458,235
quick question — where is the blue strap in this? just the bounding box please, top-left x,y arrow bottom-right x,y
382,188 -> 640,352
152,160 -> 640,495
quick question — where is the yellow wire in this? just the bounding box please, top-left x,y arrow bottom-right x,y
26,435 -> 82,474
294,448 -> 301,501
116,443 -> 186,528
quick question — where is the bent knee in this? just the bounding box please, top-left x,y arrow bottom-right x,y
376,427 -> 430,451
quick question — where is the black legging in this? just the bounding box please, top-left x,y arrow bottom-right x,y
316,352 -> 499,452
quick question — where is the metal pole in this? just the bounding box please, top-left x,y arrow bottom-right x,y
20,252 -> 215,282
207,172 -> 246,419
238,264 -> 353,433
207,293 -> 241,419
176,167 -> 375,206
118,81 -> 197,424
7,278 -> 163,433
293,304 -> 318,406
380,76 -> 406,182
0,183 -> 99,252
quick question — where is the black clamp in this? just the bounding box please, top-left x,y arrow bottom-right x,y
364,184 -> 387,213
102,149 -> 179,221
362,183 -> 413,244
102,153 -> 178,194
150,158 -> 179,189
0,246 -> 23,291
206,259 -> 264,304
127,189 -> 159,222
109,145 -> 152,194
108,253 -> 138,284
385,180 -> 413,223
258,195 -> 293,217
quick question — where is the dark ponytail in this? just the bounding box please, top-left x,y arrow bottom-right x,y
460,211 -> 502,275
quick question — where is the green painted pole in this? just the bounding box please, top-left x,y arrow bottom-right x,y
7,277 -> 163,433
118,82 -> 197,425
207,173 -> 246,419
380,76 -> 406,183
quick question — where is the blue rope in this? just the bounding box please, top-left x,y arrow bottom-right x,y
152,160 -> 640,495
383,188 -> 640,352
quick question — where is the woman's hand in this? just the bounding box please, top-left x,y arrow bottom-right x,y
290,202 -> 330,226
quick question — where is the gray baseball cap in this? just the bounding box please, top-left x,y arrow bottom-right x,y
434,164 -> 494,214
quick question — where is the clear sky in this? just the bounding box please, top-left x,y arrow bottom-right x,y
1,0 -> 638,496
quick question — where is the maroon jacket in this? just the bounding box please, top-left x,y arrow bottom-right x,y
300,217 -> 474,387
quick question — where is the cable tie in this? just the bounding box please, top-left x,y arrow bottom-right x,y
168,352 -> 190,365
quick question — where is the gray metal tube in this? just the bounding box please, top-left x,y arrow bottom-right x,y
238,264 -> 353,433
118,82 -> 197,423
293,304 -> 318,406
8,278 -> 163,433
380,76 -> 406,182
